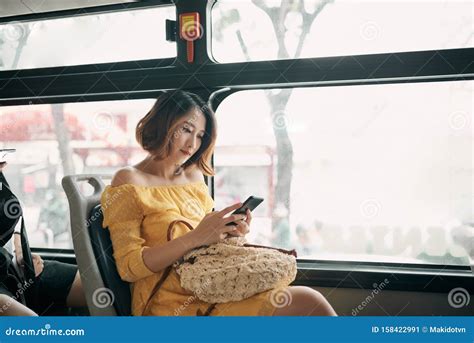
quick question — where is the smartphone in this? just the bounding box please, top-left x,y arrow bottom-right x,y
0,149 -> 16,162
226,196 -> 264,226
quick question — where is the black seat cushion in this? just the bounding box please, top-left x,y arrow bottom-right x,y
88,205 -> 131,316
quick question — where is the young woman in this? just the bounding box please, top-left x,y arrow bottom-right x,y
102,91 -> 337,316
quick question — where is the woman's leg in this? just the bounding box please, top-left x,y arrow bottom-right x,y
66,271 -> 87,308
0,294 -> 38,316
272,286 -> 337,316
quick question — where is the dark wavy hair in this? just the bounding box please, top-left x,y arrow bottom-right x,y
136,90 -> 216,176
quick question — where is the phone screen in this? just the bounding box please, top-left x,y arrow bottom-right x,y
233,196 -> 264,215
226,196 -> 264,226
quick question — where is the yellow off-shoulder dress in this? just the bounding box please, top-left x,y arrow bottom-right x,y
101,182 -> 278,316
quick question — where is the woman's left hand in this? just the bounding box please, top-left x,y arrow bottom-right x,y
228,209 -> 252,237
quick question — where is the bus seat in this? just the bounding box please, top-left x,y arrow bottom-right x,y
88,204 -> 132,316
62,175 -> 131,316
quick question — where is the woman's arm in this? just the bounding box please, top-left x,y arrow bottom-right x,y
141,230 -> 201,273
141,203 -> 246,273
108,169 -> 245,276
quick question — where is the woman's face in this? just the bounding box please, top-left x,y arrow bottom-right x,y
170,108 -> 206,165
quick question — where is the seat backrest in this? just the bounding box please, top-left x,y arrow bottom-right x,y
62,175 -> 131,316
88,204 -> 131,316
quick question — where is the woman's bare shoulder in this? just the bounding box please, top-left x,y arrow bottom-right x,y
185,165 -> 205,183
111,167 -> 144,187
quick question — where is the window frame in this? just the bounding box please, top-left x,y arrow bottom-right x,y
0,0 -> 472,292
0,0 -> 173,24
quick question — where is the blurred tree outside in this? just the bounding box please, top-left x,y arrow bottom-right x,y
214,0 -> 334,245
0,21 -> 74,177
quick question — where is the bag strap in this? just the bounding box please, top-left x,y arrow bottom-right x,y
197,303 -> 216,316
20,216 -> 38,309
142,219 -> 214,316
144,219 -> 300,316
166,219 -> 194,241
20,217 -> 35,282
141,264 -> 172,316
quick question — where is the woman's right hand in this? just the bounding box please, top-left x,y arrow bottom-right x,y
191,202 -> 246,246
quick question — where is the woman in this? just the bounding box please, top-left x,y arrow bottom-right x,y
0,161 -> 86,316
102,91 -> 337,316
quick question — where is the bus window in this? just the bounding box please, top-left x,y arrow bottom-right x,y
0,6 -> 175,71
0,99 -> 154,249
214,81 -> 472,266
1,1 -> 136,16
212,0 -> 473,63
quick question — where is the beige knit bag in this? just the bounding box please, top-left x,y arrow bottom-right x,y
172,220 -> 297,304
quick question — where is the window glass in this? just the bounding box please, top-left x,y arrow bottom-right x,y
214,81 -> 473,266
0,6 -> 175,71
0,1 -> 136,17
0,99 -> 154,248
212,0 -> 473,62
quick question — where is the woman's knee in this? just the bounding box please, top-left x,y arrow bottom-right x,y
290,286 -> 328,311
301,287 -> 337,316
66,271 -> 86,308
273,286 -> 337,316
0,294 -> 37,316
0,294 -> 11,306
